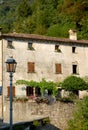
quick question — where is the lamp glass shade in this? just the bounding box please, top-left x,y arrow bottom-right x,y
5,57 -> 17,73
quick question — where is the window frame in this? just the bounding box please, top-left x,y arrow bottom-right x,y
55,45 -> 61,52
7,86 -> 15,97
55,63 -> 62,74
72,64 -> 78,74
72,46 -> 76,53
26,86 -> 33,96
7,40 -> 14,49
28,42 -> 34,50
27,62 -> 35,73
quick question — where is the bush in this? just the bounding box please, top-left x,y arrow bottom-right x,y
67,96 -> 88,130
62,76 -> 88,91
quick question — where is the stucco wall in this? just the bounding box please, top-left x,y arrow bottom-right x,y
2,38 -> 88,99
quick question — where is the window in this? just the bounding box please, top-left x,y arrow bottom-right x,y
35,87 -> 41,96
72,47 -> 76,53
55,45 -> 61,52
55,63 -> 62,74
72,64 -> 77,74
26,86 -> 41,97
7,40 -> 14,49
28,62 -> 35,73
26,86 -> 33,96
7,86 -> 15,97
28,42 -> 34,50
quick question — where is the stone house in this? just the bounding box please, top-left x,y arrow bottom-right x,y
0,30 -> 88,128
0,30 -> 88,98
0,30 -> 88,118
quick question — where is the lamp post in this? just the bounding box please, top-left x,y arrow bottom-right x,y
5,57 -> 17,130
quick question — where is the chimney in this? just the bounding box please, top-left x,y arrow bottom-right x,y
69,29 -> 77,40
13,29 -> 16,34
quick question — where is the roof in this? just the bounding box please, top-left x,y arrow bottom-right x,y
2,33 -> 88,45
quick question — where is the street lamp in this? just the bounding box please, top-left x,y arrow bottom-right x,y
5,57 -> 17,130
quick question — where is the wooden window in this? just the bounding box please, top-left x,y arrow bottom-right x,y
7,86 -> 15,97
72,47 -> 76,53
7,40 -> 14,49
55,63 -> 62,74
28,42 -> 34,50
28,62 -> 35,73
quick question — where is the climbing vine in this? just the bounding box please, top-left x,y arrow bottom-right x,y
15,78 -> 58,96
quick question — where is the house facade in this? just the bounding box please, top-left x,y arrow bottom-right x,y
0,31 -> 88,121
1,31 -> 88,98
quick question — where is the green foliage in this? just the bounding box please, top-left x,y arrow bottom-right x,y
17,0 -> 32,18
16,78 -> 58,96
42,117 -> 50,125
39,78 -> 57,96
15,80 -> 30,86
0,0 -> 88,39
67,96 -> 88,130
33,120 -> 41,127
29,80 -> 39,87
46,13 -> 76,37
62,76 -> 88,91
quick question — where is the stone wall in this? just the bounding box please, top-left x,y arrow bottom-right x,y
3,100 -> 75,130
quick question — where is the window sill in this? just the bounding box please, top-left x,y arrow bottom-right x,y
27,71 -> 36,73
55,73 -> 62,74
72,73 -> 79,75
27,48 -> 35,51
72,52 -> 77,54
7,47 -> 15,49
55,51 -> 62,53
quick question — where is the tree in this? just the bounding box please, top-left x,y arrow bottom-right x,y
17,0 -> 32,18
62,76 -> 88,91
0,0 -> 88,39
67,96 -> 88,130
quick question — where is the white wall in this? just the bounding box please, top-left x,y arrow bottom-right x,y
2,38 -> 88,98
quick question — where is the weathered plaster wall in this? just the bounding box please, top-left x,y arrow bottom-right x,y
2,38 -> 88,98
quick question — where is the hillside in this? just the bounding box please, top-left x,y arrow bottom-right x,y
0,0 -> 88,39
